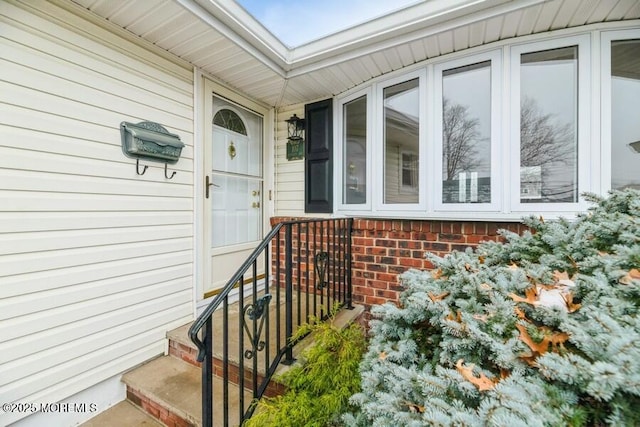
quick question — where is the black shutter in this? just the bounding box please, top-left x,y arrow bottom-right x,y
305,99 -> 333,213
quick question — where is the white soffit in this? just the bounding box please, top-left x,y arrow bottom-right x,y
68,0 -> 640,108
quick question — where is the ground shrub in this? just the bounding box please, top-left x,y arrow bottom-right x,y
245,310 -> 366,427
345,190 -> 640,426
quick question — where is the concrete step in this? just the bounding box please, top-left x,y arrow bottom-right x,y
80,400 -> 163,427
123,355 -> 251,427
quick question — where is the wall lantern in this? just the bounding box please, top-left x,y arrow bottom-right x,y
285,114 -> 305,161
120,121 -> 184,179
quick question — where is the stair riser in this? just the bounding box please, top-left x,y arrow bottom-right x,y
169,341 -> 286,398
127,387 -> 194,427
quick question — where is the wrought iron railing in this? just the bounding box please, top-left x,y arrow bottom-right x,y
189,218 -> 353,427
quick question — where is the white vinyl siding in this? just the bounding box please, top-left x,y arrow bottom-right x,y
274,105 -> 306,216
0,1 -> 194,424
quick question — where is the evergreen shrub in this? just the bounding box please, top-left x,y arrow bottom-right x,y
246,310 -> 366,427
345,190 -> 640,426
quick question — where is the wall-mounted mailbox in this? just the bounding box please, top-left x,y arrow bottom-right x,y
120,121 -> 184,178
121,121 -> 183,163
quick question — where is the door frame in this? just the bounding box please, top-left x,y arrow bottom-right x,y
194,73 -> 274,311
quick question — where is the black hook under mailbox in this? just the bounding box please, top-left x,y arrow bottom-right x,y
120,121 -> 184,179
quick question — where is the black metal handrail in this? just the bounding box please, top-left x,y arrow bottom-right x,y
189,218 -> 353,427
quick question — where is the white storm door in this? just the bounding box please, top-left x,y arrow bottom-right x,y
205,94 -> 264,295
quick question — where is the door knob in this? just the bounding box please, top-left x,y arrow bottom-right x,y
252,202 -> 260,208
252,190 -> 260,196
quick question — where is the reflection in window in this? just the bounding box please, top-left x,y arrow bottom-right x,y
343,96 -> 367,204
442,61 -> 491,203
384,79 -> 419,204
401,152 -> 418,189
520,46 -> 578,203
611,40 -> 640,190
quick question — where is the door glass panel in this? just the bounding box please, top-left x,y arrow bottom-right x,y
343,95 -> 367,204
384,79 -> 420,204
520,46 -> 578,203
442,61 -> 491,204
211,96 -> 263,249
211,176 -> 261,248
611,39 -> 640,190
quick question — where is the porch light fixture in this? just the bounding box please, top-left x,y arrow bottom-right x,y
285,114 -> 305,161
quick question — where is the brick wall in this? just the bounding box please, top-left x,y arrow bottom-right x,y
350,219 -> 528,315
270,217 -> 528,317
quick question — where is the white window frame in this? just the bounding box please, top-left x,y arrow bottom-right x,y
509,35 -> 592,213
374,69 -> 427,213
600,29 -> 640,194
335,88 -> 372,211
433,50 -> 502,212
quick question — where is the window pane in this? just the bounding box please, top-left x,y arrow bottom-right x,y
343,96 -> 367,204
520,46 -> 578,203
384,79 -> 419,204
611,40 -> 640,190
442,61 -> 491,203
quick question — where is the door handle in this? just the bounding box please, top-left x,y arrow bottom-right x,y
252,202 -> 260,208
205,175 -> 219,198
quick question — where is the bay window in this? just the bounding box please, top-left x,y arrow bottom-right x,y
334,26 -> 639,219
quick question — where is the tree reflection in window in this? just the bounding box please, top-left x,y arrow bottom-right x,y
213,108 -> 247,135
520,46 -> 577,203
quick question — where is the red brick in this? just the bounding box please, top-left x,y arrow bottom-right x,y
376,273 -> 398,282
376,289 -> 399,299
364,296 -> 388,305
366,247 -> 388,255
368,280 -> 389,289
375,239 -> 397,248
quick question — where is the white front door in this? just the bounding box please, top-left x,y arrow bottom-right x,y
203,84 -> 266,297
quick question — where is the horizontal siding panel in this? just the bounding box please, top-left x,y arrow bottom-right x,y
276,200 -> 304,216
1,36 -> 191,114
276,181 -> 304,193
1,251 -> 192,297
0,211 -> 192,233
0,278 -> 191,345
1,191 -> 192,212
0,264 -> 192,321
277,191 -> 305,201
1,308 -> 189,389
0,123 -> 194,164
0,224 -> 192,256
1,168 -> 192,198
0,291 -> 191,366
0,81 -> 192,137
0,107 -> 194,162
0,238 -> 192,278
